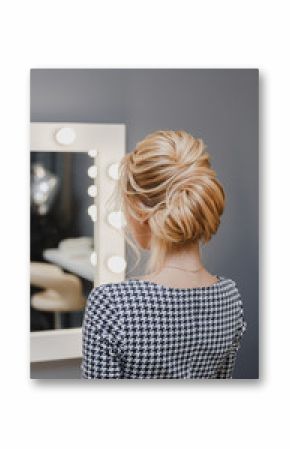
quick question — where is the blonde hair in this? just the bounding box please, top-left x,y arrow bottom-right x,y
115,130 -> 225,273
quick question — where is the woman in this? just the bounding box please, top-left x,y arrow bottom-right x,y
81,130 -> 247,379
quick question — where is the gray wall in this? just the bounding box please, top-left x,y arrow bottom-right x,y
31,69 -> 259,379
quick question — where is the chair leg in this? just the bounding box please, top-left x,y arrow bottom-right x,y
54,312 -> 62,329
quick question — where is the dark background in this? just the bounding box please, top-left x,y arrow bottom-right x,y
30,69 -> 259,379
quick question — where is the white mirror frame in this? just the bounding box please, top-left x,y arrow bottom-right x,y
30,122 -> 126,362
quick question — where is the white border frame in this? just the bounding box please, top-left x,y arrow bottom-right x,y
30,122 -> 126,362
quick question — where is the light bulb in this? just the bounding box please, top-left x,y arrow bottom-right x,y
107,163 -> 119,180
107,211 -> 126,230
55,127 -> 76,145
107,256 -> 126,273
88,205 -> 97,222
88,166 -> 97,178
88,185 -> 97,197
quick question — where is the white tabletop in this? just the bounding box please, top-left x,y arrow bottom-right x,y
43,248 -> 95,282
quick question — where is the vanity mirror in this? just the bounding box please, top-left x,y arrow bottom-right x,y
30,123 -> 126,362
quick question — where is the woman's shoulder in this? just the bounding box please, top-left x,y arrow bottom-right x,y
87,280 -> 137,306
89,279 -> 135,295
86,280 -> 144,320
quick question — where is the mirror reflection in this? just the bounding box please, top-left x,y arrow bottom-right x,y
30,151 -> 95,331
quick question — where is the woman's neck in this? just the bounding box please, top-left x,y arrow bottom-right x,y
163,242 -> 202,270
137,241 -> 219,288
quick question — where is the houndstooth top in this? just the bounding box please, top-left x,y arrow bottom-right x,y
81,275 -> 247,379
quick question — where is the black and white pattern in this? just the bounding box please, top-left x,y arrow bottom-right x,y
81,276 -> 247,379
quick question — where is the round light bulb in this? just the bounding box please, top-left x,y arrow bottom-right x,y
107,211 -> 126,230
88,204 -> 97,222
107,163 -> 119,180
88,185 -> 97,197
55,127 -> 76,145
107,256 -> 126,273
88,166 -> 97,178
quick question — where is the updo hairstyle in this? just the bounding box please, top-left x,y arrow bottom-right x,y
116,130 -> 225,273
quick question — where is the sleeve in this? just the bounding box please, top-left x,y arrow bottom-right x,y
81,284 -> 125,379
217,293 -> 247,379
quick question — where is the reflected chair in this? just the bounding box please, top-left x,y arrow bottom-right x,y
30,262 -> 86,329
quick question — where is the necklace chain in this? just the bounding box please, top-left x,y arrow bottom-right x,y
163,264 -> 204,274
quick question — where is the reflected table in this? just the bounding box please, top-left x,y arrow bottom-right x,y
43,248 -> 95,282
